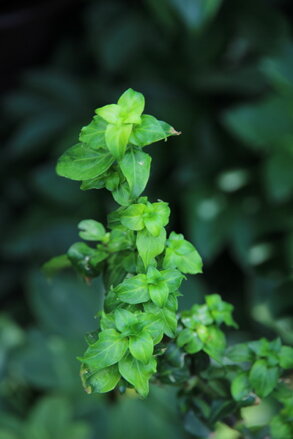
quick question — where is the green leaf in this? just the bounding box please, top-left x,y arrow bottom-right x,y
114,274 -> 149,304
136,228 -> 166,268
78,220 -> 106,241
177,327 -> 194,347
231,372 -> 251,401
144,303 -> 177,337
114,308 -> 137,333
42,254 -> 71,277
96,104 -> 122,124
119,149 -> 151,198
278,346 -> 293,369
198,325 -> 226,361
56,143 -> 114,181
249,360 -> 279,398
130,115 -> 178,147
143,202 -> 170,236
118,88 -> 145,124
206,294 -> 238,328
79,329 -> 128,371
129,330 -> 154,363
118,354 -> 156,398
148,281 -> 169,308
112,181 -> 132,206
81,364 -> 120,394
79,115 -> 107,149
161,269 -> 185,292
226,343 -> 254,363
185,332 -> 204,354
120,203 -> 146,230
138,313 -> 164,344
105,123 -> 132,159
80,174 -> 106,190
163,232 -> 203,274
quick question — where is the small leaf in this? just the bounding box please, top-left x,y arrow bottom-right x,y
120,203 -> 145,230
112,181 -> 132,206
136,228 -> 166,268
114,274 -> 149,304
163,232 -> 203,274
139,313 -> 164,344
56,143 -> 114,181
278,346 -> 293,369
144,303 -> 177,337
78,220 -> 106,241
96,104 -> 122,124
79,115 -> 107,149
249,360 -> 279,398
129,330 -> 154,363
226,343 -> 254,363
105,123 -> 132,159
119,149 -> 151,198
161,269 -> 185,292
79,329 -> 128,371
118,354 -> 156,398
231,372 -> 251,401
177,328 -> 194,347
118,88 -> 145,124
81,364 -> 120,393
185,332 -> 204,354
130,114 -> 178,147
143,202 -> 170,236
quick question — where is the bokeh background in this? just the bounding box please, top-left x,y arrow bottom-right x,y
1,0 -> 293,438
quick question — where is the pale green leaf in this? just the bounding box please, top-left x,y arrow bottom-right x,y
129,330 -> 154,363
114,274 -> 149,304
136,228 -> 166,268
130,115 -> 178,147
79,115 -> 107,149
78,220 -> 106,241
105,123 -> 132,159
119,149 -> 151,198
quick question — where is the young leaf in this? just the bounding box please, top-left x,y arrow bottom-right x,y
138,313 -> 164,344
78,220 -> 106,241
163,232 -> 203,274
119,149 -> 151,198
105,123 -> 132,159
56,143 -> 114,181
112,181 -> 132,206
136,228 -> 166,268
81,364 -> 120,393
231,372 -> 251,401
79,115 -> 107,149
118,354 -> 156,398
129,330 -> 154,363
114,274 -> 149,304
148,281 -> 169,307
118,88 -> 145,124
278,346 -> 293,369
177,328 -> 194,347
114,308 -> 137,333
68,242 -> 108,276
80,174 -> 106,190
161,269 -> 185,292
143,202 -> 170,236
79,329 -> 128,371
144,303 -> 177,337
249,360 -> 279,398
96,104 -> 122,124
129,115 -> 178,147
120,203 -> 145,230
185,332 -> 204,354
226,343 -> 254,363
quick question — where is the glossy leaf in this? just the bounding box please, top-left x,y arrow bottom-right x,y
105,123 -> 132,159
118,88 -> 145,124
231,372 -> 251,401
120,203 -> 145,230
129,330 -> 154,363
119,149 -> 151,197
163,232 -> 203,274
130,114 -> 178,147
249,360 -> 279,398
136,228 -> 166,268
56,143 -> 114,181
78,220 -> 106,241
114,274 -> 149,304
143,202 -> 170,236
118,354 -> 156,398
81,364 -> 120,393
96,104 -> 122,124
79,115 -> 107,149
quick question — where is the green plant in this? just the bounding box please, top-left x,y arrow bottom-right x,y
45,89 -> 293,438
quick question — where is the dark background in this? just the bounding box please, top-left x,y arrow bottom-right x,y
1,1 -> 293,438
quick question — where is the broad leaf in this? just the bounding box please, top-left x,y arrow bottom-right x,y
129,330 -> 153,363
118,354 -> 156,398
79,115 -> 107,149
115,274 -> 149,304
120,203 -> 145,230
144,303 -> 177,337
161,268 -> 185,292
79,329 -> 128,371
96,104 -> 122,124
81,364 -> 120,394
278,346 -> 293,369
139,313 -> 164,344
143,202 -> 170,236
130,115 -> 178,147
56,143 -> 114,181
163,231 -> 203,274
148,281 -> 169,307
231,372 -> 251,401
119,149 -> 151,197
249,360 -> 279,398
114,308 -> 137,333
112,181 -> 132,206
136,228 -> 166,268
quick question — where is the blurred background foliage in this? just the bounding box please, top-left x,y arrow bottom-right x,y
0,0 -> 292,437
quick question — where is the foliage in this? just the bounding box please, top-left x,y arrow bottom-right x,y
44,89 -> 293,437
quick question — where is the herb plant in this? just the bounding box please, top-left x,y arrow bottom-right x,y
45,89 -> 293,438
